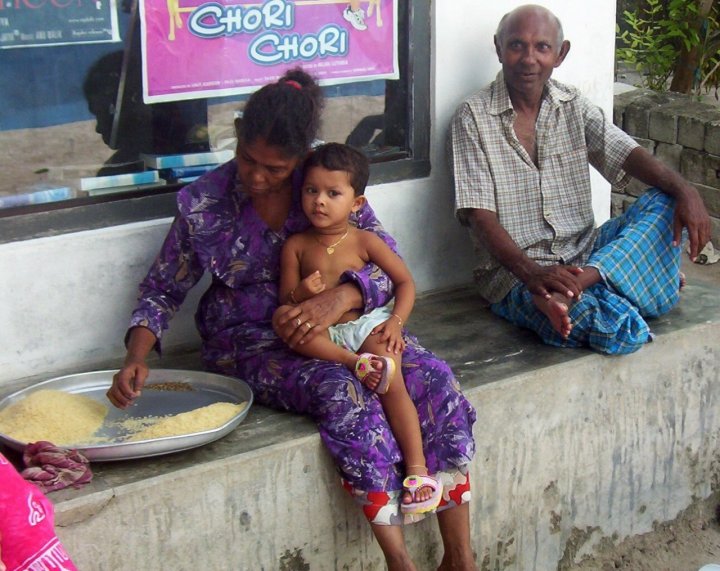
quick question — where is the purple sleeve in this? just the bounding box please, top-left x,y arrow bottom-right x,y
341,200 -> 397,313
127,214 -> 206,353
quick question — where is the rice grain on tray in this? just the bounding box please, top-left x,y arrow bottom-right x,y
0,389 -> 108,446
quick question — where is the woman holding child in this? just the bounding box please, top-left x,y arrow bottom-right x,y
108,68 -> 477,571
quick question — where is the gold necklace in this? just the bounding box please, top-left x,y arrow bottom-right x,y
316,229 -> 349,255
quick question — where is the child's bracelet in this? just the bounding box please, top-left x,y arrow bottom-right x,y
289,289 -> 299,304
391,313 -> 403,327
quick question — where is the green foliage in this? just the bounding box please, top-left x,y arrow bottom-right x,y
616,0 -> 720,96
698,16 -> 720,97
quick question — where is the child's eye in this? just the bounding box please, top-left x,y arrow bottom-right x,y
329,190 -> 340,197
304,186 -> 317,194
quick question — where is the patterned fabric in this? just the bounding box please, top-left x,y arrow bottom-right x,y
21,441 -> 92,493
0,452 -> 78,571
448,72 -> 639,303
491,189 -> 681,354
343,466 -> 471,525
129,160 -> 476,519
588,190 -> 682,318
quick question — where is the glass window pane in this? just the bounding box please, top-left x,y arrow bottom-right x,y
0,0 -> 429,240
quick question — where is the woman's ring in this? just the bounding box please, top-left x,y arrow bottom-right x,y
295,318 -> 301,327
305,321 -> 314,329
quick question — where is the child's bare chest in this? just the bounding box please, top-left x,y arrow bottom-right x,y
300,239 -> 367,287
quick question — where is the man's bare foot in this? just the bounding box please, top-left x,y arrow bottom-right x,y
532,292 -> 572,338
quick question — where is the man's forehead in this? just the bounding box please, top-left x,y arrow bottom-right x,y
500,7 -> 560,42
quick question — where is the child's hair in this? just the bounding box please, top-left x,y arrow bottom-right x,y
236,68 -> 324,159
304,143 -> 370,197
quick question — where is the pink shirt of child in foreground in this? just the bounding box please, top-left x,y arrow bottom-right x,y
0,453 -> 77,571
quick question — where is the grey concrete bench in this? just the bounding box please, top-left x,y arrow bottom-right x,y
3,280 -> 719,571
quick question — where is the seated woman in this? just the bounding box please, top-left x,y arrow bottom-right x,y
107,67 -> 478,570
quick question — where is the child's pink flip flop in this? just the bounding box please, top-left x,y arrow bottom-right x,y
354,353 -> 395,394
400,474 -> 443,514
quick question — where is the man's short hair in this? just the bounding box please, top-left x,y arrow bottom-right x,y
495,4 -> 564,47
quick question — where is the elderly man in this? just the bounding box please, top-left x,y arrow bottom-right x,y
449,4 -> 711,354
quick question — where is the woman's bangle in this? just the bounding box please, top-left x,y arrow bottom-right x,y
289,288 -> 298,304
391,313 -> 403,327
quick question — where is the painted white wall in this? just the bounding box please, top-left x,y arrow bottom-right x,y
0,1 -> 616,386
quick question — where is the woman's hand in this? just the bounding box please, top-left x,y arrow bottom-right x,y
273,283 -> 359,348
107,359 -> 149,409
370,318 -> 405,354
106,326 -> 156,409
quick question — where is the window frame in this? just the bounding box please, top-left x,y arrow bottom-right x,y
0,1 -> 430,245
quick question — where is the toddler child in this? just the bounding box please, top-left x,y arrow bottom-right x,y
279,142 -> 442,514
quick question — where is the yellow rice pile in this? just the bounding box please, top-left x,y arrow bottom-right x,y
126,401 -> 246,441
0,389 -> 108,445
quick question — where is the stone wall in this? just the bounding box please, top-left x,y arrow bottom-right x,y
613,88 -> 720,244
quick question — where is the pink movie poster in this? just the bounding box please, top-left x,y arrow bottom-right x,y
139,0 -> 398,103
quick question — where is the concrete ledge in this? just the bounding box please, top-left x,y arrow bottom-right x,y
2,281 -> 719,570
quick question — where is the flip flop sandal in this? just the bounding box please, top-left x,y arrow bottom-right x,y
355,353 -> 395,395
400,474 -> 443,514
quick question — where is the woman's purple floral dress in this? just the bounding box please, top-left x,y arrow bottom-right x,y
129,160 -> 476,524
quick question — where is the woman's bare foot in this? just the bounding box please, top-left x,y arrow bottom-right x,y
437,551 -> 478,571
532,292 -> 572,338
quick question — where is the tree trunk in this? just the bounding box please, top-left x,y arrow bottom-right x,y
670,0 -> 715,93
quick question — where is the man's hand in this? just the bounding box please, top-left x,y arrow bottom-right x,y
524,264 -> 585,301
673,184 -> 712,261
468,209 -> 584,300
623,147 -> 712,261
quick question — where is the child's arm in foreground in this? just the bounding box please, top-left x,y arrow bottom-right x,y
363,232 -> 416,353
279,237 -> 326,304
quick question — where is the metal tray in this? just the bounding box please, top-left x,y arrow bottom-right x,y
0,369 -> 253,461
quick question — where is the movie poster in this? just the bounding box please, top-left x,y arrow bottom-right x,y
139,0 -> 398,103
0,0 -> 119,48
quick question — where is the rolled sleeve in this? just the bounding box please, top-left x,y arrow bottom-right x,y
582,96 -> 639,189
449,102 -> 497,224
341,201 -> 397,313
128,214 -> 205,353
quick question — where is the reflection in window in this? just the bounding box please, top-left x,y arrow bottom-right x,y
0,0 -> 428,235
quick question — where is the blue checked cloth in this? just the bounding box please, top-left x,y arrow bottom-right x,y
491,189 -> 682,354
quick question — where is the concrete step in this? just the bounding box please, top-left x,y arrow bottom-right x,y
3,277 -> 719,570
